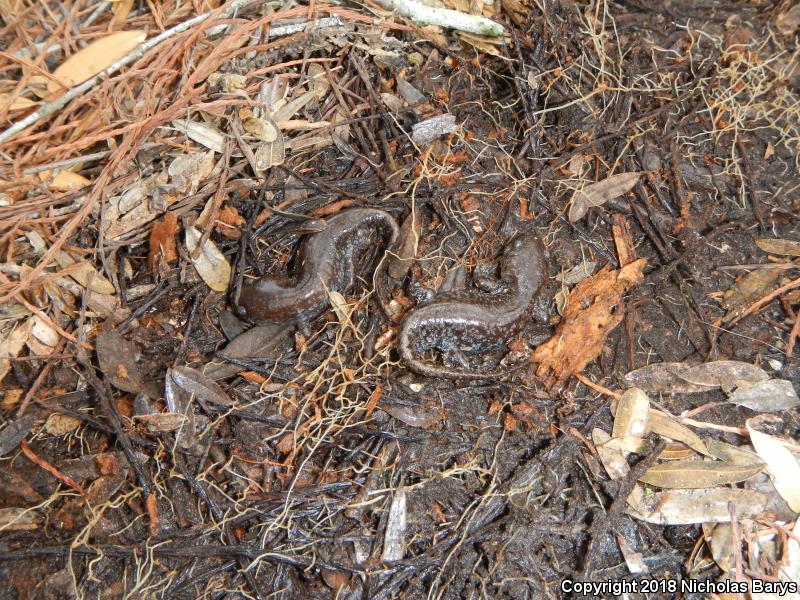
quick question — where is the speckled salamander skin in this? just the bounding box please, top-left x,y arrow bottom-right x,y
238,208 -> 399,324
397,230 -> 547,379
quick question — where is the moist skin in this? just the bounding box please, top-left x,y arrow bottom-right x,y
396,230 -> 547,379
238,208 -> 399,324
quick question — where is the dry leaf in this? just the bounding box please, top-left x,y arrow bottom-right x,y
148,212 -> 179,271
306,64 -> 329,99
29,314 -> 59,349
593,428 -> 630,479
328,291 -> 352,326
568,172 -> 642,222
44,413 -> 81,436
388,212 -> 423,280
271,90 -> 317,123
776,3 -> 800,36
49,30 -> 146,92
96,328 -> 156,397
39,170 -> 90,191
746,415 -> 800,512
705,523 -> 735,573
625,362 -> 720,394
171,365 -> 234,407
254,133 -> 285,171
756,238 -> 800,257
0,507 -> 40,531
55,251 -> 115,294
0,93 -> 35,112
555,261 -> 597,286
215,205 -> 245,240
722,268 -> 783,323
728,379 -> 799,412
0,322 -> 30,383
532,259 -> 646,385
648,410 -> 710,456
639,458 -> 763,489
171,119 -> 226,153
678,360 -> 769,393
168,151 -> 215,194
611,388 -> 650,451
616,533 -> 648,574
705,439 -> 764,466
627,487 -> 768,525
243,116 -> 278,142
135,412 -> 188,433
185,226 -> 231,292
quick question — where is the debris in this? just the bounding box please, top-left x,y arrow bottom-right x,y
532,258 -> 647,385
412,114 -> 457,146
568,172 -> 642,222
746,415 -> 800,512
49,30 -> 147,92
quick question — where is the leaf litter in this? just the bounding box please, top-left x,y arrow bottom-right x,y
1,0 -> 800,596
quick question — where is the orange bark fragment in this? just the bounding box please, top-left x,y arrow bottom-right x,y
531,258 -> 647,386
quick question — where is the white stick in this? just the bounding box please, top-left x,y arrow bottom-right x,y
373,0 -> 504,36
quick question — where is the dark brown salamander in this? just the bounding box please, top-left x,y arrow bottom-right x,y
238,208 -> 399,324
397,230 -> 547,379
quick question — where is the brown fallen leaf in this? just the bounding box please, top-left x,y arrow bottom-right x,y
677,360 -> 769,392
49,30 -> 146,92
626,487 -> 768,525
96,327 -> 158,398
593,428 -> 629,480
638,458 -> 764,489
170,365 -> 234,407
648,410 -> 710,456
722,267 -> 783,323
215,205 -> 245,240
0,93 -> 36,112
728,378 -> 799,412
568,172 -> 642,222
776,3 -> 800,36
756,238 -> 800,257
531,258 -> 647,385
39,170 -> 90,191
610,388 -> 650,451
148,212 -> 179,272
746,415 -> 800,512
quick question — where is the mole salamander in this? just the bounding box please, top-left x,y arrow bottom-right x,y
397,230 -> 547,379
238,208 -> 399,325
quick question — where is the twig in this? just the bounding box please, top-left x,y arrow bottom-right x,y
20,439 -> 85,495
728,276 -> 800,326
371,0 -> 503,35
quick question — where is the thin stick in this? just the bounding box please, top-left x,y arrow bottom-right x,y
728,276 -> 800,326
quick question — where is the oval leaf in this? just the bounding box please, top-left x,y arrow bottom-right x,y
756,238 -> 800,257
627,487 -> 768,525
648,411 -> 710,456
746,415 -> 800,512
728,379 -> 799,412
639,459 -> 764,489
50,31 -> 146,92
625,362 -> 716,393
568,172 -> 642,222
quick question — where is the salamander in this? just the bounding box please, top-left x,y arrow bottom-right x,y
396,230 -> 547,379
238,208 -> 399,324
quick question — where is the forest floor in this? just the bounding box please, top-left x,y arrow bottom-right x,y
1,0 -> 800,598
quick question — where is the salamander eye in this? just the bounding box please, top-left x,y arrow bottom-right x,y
235,305 -> 248,318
